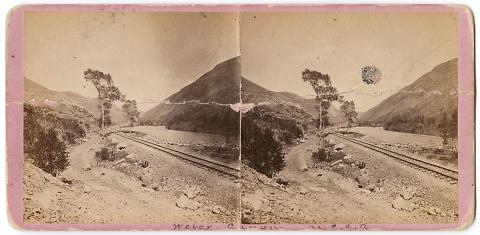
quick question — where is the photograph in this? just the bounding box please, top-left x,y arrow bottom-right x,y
240,12 -> 460,224
22,12 -> 241,224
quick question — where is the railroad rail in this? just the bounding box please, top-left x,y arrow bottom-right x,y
332,133 -> 458,182
114,132 -> 240,179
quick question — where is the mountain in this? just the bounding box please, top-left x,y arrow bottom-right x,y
24,78 -> 128,126
166,57 -> 241,104
358,58 -> 458,136
140,57 -> 241,137
140,56 -> 347,137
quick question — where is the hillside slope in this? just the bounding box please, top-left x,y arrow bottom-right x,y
241,77 -> 346,125
358,58 -> 458,136
25,78 -> 128,126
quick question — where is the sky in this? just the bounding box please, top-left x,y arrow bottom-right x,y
241,12 -> 457,112
25,11 -> 457,112
25,12 -> 239,111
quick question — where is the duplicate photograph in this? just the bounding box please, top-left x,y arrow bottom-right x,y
240,12 -> 459,224
23,12 -> 241,224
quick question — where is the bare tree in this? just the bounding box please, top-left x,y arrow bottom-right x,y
301,69 -> 340,132
84,69 -> 122,129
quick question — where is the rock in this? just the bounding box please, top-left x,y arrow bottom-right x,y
427,207 -> 438,215
113,159 -> 126,166
258,175 -> 272,184
427,206 -> 445,216
333,143 -> 345,151
392,196 -> 419,212
176,195 -> 201,210
309,185 -> 327,193
330,159 -> 343,166
60,177 -> 73,185
343,155 -> 353,161
125,154 -> 136,160
299,186 -> 309,195
83,185 -> 91,194
117,142 -> 127,150
83,165 -> 92,171
400,187 -> 416,200
150,183 -> 160,191
184,186 -> 201,199
212,205 -> 227,214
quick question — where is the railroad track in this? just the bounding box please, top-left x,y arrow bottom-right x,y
332,133 -> 458,183
114,132 -> 240,179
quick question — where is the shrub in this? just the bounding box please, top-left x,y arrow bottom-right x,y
312,148 -> 328,162
95,147 -> 111,161
24,105 -> 70,176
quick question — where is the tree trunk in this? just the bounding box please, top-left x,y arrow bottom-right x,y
101,100 -> 105,129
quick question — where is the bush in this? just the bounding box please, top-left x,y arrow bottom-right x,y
241,113 -> 286,178
24,105 -> 70,176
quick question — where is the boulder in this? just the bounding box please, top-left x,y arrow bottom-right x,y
400,187 -> 416,200
125,154 -> 136,160
343,155 -> 353,161
299,186 -> 309,195
392,196 -> 419,212
176,195 -> 201,210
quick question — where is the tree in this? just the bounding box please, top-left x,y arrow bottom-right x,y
340,100 -> 358,131
241,111 -> 286,177
121,99 -> 140,127
84,69 -> 122,128
302,69 -> 341,131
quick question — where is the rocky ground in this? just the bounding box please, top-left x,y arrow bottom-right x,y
24,133 -> 240,224
241,132 -> 457,224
